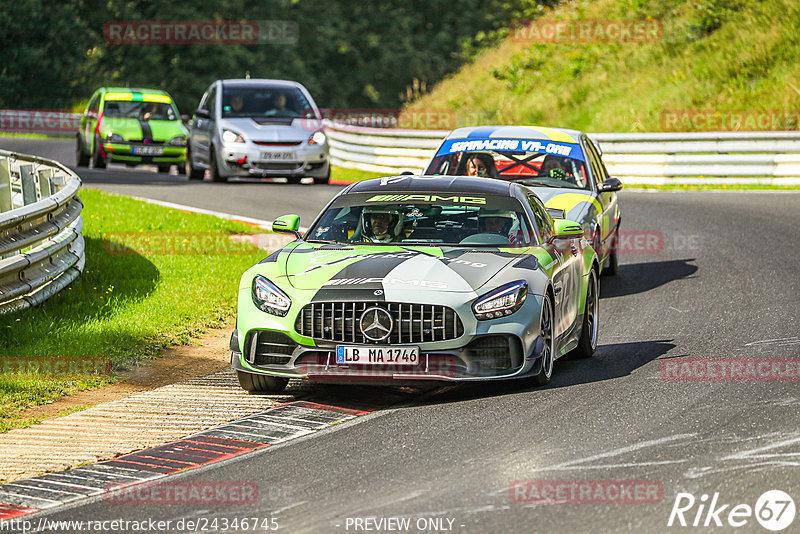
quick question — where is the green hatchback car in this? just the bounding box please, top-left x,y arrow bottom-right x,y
76,87 -> 187,173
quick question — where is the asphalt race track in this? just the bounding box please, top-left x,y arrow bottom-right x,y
3,137 -> 800,533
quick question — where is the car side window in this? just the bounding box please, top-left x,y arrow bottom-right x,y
201,85 -> 216,116
527,195 -> 553,244
585,140 -> 609,185
87,94 -> 100,115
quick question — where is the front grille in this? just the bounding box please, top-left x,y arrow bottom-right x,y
245,330 -> 296,366
251,162 -> 302,171
253,141 -> 302,146
295,302 -> 464,344
466,335 -> 512,371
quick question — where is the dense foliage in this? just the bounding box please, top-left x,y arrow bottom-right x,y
0,0 -> 554,113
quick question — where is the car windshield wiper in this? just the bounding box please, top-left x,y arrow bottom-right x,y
305,239 -> 343,245
516,180 -> 560,187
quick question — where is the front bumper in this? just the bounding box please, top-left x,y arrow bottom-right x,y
103,142 -> 186,163
217,141 -> 329,177
232,294 -> 546,384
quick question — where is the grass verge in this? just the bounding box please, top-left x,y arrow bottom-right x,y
0,189 -> 266,430
331,166 -> 387,183
624,183 -> 800,191
404,0 -> 800,133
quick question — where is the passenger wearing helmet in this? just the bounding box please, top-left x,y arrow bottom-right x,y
478,208 -> 515,235
361,206 -> 404,242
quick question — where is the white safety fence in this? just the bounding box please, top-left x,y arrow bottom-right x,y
325,123 -> 800,185
0,149 -> 84,314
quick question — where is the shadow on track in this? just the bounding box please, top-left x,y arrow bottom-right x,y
601,259 -> 698,299
375,339 -> 676,406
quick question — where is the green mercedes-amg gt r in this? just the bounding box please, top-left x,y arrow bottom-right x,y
231,175 -> 600,393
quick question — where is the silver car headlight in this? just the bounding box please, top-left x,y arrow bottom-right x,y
308,130 -> 326,145
222,129 -> 245,144
473,281 -> 528,320
252,276 -> 291,316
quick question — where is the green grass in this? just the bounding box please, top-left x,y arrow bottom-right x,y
404,0 -> 800,133
331,166 -> 386,183
625,183 -> 800,191
0,189 -> 267,429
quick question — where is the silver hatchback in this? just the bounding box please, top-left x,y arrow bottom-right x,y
185,79 -> 330,183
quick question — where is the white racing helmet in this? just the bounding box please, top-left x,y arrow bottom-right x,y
361,205 -> 404,240
478,208 -> 517,234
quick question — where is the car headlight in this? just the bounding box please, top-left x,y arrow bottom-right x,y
252,276 -> 291,316
222,129 -> 245,144
167,136 -> 187,146
308,130 -> 326,145
106,133 -> 125,143
472,281 -> 528,320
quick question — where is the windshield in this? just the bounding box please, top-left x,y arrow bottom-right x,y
103,100 -> 177,121
305,193 -> 536,247
425,138 -> 589,190
221,85 -> 316,119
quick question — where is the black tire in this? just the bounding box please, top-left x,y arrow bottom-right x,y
603,229 -> 619,276
90,135 -> 106,169
287,175 -> 302,184
532,294 -> 555,386
157,163 -> 172,174
209,148 -> 226,182
570,268 -> 599,359
236,370 -> 289,394
313,166 -> 331,185
75,135 -> 89,167
185,148 -> 204,180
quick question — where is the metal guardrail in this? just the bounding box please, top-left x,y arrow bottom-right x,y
0,149 -> 84,314
325,123 -> 800,185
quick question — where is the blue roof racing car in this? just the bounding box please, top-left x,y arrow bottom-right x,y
425,126 -> 622,275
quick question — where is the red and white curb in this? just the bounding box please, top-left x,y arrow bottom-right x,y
0,401 -> 371,522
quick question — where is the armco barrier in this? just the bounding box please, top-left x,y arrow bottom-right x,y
0,149 -> 84,314
325,123 -> 800,185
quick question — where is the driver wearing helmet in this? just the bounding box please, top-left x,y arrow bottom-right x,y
361,205 -> 404,242
478,208 -> 515,235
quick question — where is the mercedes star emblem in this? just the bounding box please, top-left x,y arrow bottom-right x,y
360,307 -> 393,342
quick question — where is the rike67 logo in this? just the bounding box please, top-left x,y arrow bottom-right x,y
668,490 -> 796,531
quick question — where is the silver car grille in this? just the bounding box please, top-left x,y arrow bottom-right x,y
295,302 -> 464,344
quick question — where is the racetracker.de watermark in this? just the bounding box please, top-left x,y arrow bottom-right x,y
103,20 -> 298,45
103,232 -> 261,255
104,481 -> 258,506
509,480 -> 664,504
0,109 -> 79,135
303,108 -> 456,131
660,357 -> 800,381
510,18 -> 663,43
660,109 -> 800,131
0,357 -> 112,377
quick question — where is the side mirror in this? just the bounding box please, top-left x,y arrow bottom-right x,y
272,214 -> 301,238
194,108 -> 210,119
598,177 -> 623,193
550,219 -> 584,242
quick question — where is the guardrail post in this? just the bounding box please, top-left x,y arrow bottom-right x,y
0,157 -> 11,213
19,164 -> 38,205
37,168 -> 53,197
